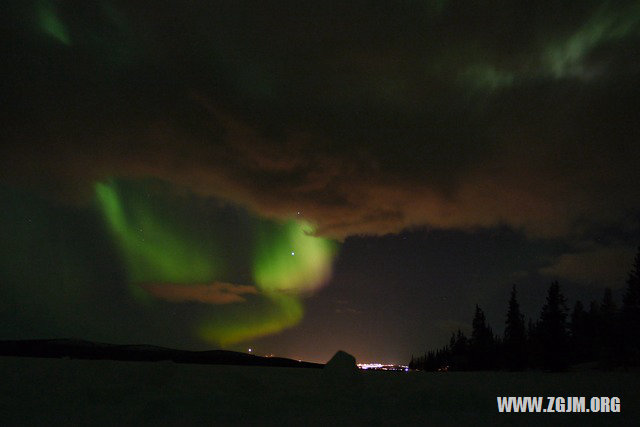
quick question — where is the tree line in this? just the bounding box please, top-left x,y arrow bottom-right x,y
409,246 -> 640,372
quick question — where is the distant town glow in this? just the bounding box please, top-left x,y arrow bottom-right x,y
358,363 -> 409,372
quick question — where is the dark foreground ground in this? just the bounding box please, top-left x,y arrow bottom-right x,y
1,356 -> 638,426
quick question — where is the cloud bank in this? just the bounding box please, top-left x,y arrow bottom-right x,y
2,0 -> 640,240
140,282 -> 259,305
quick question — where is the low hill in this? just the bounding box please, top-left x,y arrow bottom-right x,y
0,339 -> 322,369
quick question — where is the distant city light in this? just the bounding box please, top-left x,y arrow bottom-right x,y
357,363 -> 409,371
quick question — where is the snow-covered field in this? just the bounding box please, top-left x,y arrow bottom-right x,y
1,357 -> 638,426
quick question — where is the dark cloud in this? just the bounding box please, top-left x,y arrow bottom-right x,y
2,0 -> 640,239
140,282 -> 260,305
540,243 -> 637,288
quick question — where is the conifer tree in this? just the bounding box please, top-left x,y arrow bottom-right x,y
598,287 -> 619,365
538,281 -> 569,370
569,300 -> 590,363
449,329 -> 469,370
621,247 -> 640,365
504,285 -> 526,370
470,305 -> 494,370
526,318 -> 540,368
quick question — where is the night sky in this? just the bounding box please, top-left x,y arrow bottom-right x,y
2,1 -> 640,363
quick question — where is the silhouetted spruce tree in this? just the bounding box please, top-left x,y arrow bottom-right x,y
419,354 -> 425,370
597,287 -> 620,366
621,247 -> 640,365
425,351 -> 437,371
538,281 -> 569,371
503,285 -> 527,370
449,329 -> 469,370
569,300 -> 591,364
493,334 -> 503,369
585,300 -> 601,361
435,347 -> 449,371
526,318 -> 541,368
470,305 -> 495,370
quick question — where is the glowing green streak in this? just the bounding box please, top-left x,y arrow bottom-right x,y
37,1 -> 71,46
95,180 -> 339,346
459,64 -> 515,90
545,4 -> 640,79
198,294 -> 303,347
253,220 -> 337,293
95,181 -> 219,285
201,219 -> 337,346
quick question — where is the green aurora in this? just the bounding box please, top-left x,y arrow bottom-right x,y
198,293 -> 304,348
94,180 -> 338,346
253,220 -> 338,293
95,181 -> 221,287
37,0 -> 71,46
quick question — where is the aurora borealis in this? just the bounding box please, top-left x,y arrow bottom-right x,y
94,179 -> 337,346
37,0 -> 71,46
95,181 -> 222,287
2,1 -> 640,363
253,220 -> 338,294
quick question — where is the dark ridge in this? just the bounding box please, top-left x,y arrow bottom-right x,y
0,339 -> 323,369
